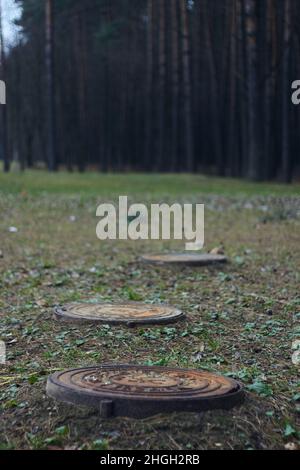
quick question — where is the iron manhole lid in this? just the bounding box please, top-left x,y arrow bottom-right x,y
46,365 -> 244,418
54,302 -> 184,326
140,253 -> 227,266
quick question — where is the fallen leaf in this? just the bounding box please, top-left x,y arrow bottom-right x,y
284,442 -> 298,451
210,247 -> 224,255
292,350 -> 300,366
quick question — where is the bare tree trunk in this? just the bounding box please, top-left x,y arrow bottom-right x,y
179,0 -> 194,172
157,0 -> 166,170
263,0 -> 275,179
281,0 -> 292,182
0,0 -> 9,172
45,0 -> 57,171
244,0 -> 261,180
203,0 -> 223,175
74,12 -> 88,172
237,0 -> 248,176
228,0 -> 238,176
192,0 -> 201,172
144,0 -> 153,170
171,0 -> 179,171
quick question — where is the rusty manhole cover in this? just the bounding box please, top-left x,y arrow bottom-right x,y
140,253 -> 227,266
46,365 -> 243,418
54,302 -> 184,326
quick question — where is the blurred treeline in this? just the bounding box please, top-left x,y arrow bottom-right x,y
0,0 -> 300,181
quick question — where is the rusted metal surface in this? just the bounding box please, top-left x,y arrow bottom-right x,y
140,253 -> 227,266
54,302 -> 184,326
46,365 -> 244,418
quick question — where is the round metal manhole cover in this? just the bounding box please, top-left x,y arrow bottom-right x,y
140,253 -> 227,266
54,302 -> 184,326
47,365 -> 244,418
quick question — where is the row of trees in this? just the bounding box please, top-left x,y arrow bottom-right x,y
0,0 -> 299,181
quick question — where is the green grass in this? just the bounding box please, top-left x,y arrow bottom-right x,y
0,170 -> 299,450
0,170 -> 299,197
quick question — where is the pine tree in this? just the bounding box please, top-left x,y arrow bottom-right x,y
45,0 -> 57,171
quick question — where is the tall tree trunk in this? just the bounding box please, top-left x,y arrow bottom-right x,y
244,0 -> 261,180
75,12 -> 88,172
192,0 -> 201,172
203,0 -> 223,175
144,0 -> 153,170
45,0 -> 57,171
171,0 -> 179,171
0,0 -> 9,172
179,0 -> 194,172
281,0 -> 292,182
263,0 -> 275,180
228,0 -> 238,176
237,0 -> 248,177
157,0 -> 166,170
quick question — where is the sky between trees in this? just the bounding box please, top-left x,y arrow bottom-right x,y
2,0 -> 21,45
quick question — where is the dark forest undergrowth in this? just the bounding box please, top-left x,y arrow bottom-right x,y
0,172 -> 299,450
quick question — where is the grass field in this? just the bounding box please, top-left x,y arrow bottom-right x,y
0,172 -> 299,450
0,170 -> 300,196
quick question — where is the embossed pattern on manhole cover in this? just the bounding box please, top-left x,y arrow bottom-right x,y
46,365 -> 244,418
54,302 -> 184,326
140,253 -> 227,266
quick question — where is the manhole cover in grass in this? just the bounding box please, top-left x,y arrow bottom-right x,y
46,365 -> 243,418
140,253 -> 227,266
54,302 -> 184,326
